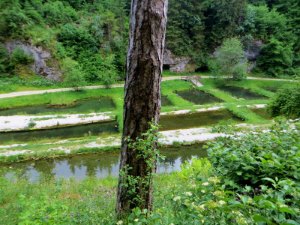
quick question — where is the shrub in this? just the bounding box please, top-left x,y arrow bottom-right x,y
58,24 -> 96,57
207,120 -> 300,188
42,1 -> 77,26
209,38 -> 248,80
61,58 -> 86,90
257,38 -> 294,77
0,44 -> 11,75
269,86 -> 300,119
10,47 -> 34,66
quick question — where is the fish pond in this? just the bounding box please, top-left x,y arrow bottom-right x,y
0,121 -> 119,144
0,109 -> 242,143
0,143 -> 206,182
160,109 -> 242,131
0,97 -> 115,116
175,89 -> 223,105
217,85 -> 267,100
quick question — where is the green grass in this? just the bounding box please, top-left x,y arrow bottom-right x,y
0,164 -> 201,225
0,78 -> 296,163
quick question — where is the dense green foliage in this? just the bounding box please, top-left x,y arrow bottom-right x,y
1,122 -> 299,224
0,0 -> 128,85
167,0 -> 299,76
209,38 -> 248,80
0,0 -> 299,83
208,121 -> 300,187
269,86 -> 300,118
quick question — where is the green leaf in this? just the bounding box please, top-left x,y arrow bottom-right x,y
253,214 -> 268,223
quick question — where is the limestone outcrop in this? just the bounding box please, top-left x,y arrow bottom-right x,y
5,41 -> 62,81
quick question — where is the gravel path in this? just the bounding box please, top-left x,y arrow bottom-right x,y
0,76 -> 296,99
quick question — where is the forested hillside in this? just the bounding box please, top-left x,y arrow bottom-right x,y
0,0 -> 299,84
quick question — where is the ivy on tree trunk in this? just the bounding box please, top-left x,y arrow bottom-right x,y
116,0 -> 168,216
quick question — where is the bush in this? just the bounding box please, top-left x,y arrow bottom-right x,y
257,38 -> 294,77
207,121 -> 300,188
0,44 -> 11,75
269,86 -> 300,119
209,38 -> 248,80
42,1 -> 77,26
10,47 -> 34,66
58,24 -> 96,57
61,58 -> 86,89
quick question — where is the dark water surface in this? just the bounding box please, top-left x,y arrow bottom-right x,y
175,89 -> 223,105
0,121 -> 119,143
160,110 -> 242,131
0,110 -> 241,143
0,144 -> 207,182
0,97 -> 115,116
217,85 -> 267,100
251,108 -> 272,119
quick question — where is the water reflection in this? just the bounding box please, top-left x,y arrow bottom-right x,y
0,97 -> 116,116
1,144 -> 206,182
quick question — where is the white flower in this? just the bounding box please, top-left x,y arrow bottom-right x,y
173,196 -> 181,201
199,204 -> 205,210
218,200 -> 226,206
185,192 -> 192,196
117,221 -> 123,225
134,219 -> 139,222
201,190 -> 206,193
202,182 -> 209,186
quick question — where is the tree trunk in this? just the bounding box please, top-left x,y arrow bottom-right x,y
116,0 -> 168,216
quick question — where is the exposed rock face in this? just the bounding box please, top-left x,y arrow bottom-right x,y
5,41 -> 62,81
163,49 -> 195,73
245,40 -> 263,71
245,40 -> 263,61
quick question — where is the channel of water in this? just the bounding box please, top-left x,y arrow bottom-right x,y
0,110 -> 241,144
0,143 -> 206,182
0,97 -> 116,116
217,85 -> 267,100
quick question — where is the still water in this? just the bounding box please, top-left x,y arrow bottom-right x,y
0,97 -> 116,116
0,144 -> 206,182
217,85 -> 267,100
175,89 -> 223,105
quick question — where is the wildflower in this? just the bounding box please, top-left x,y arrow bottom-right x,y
117,221 -> 123,225
208,177 -> 220,184
237,217 -> 247,225
202,182 -> 209,186
173,196 -> 181,202
198,204 -> 205,210
213,191 -> 223,197
201,190 -> 206,193
185,192 -> 192,196
218,200 -> 226,206
134,219 -> 139,222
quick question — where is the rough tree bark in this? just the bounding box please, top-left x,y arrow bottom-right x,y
116,0 -> 168,216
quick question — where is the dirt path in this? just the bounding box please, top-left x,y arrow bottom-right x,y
0,76 -> 297,100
